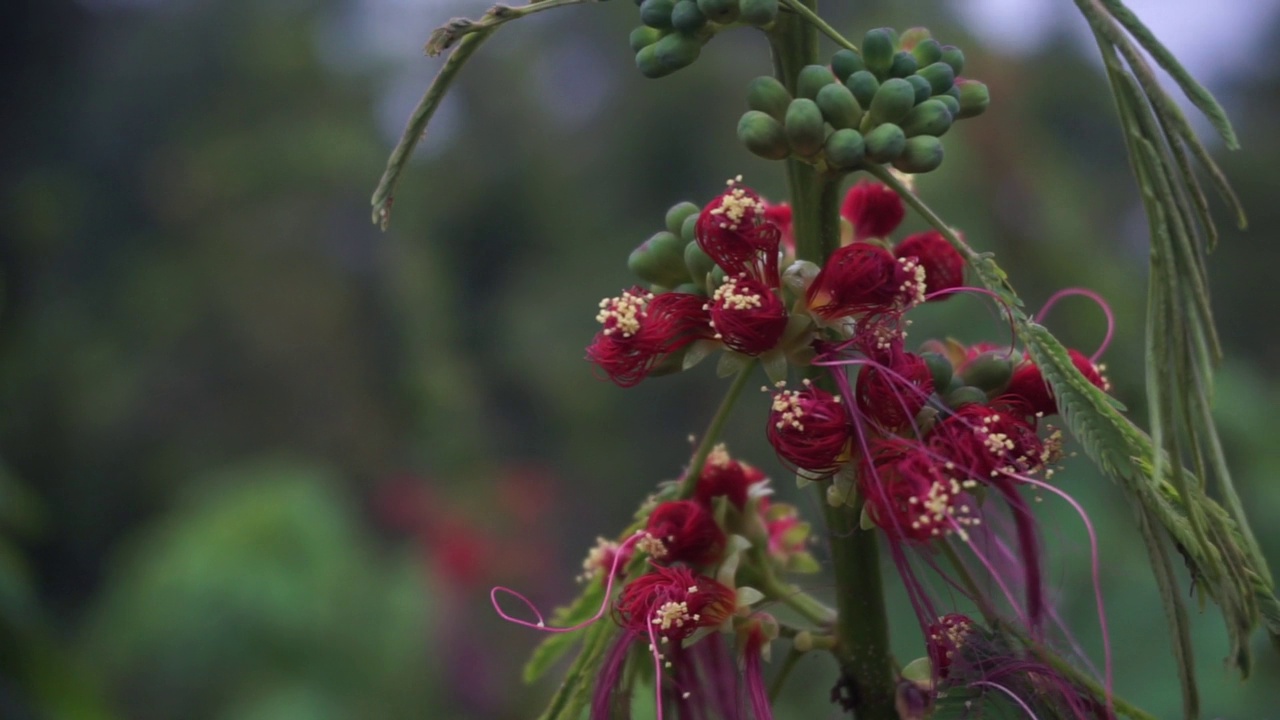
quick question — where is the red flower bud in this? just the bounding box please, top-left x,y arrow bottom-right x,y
695,180 -> 782,285
695,445 -> 766,509
707,274 -> 788,355
613,565 -> 736,641
841,180 -> 905,241
894,231 -> 965,300
767,379 -> 853,475
642,500 -> 727,567
587,288 -> 710,387
807,242 -> 922,319
856,352 -> 935,429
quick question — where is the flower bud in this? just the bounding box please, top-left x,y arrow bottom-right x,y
939,45 -> 965,75
680,212 -> 699,242
958,351 -> 1015,395
644,500 -> 727,566
840,181 -> 904,240
746,76 -> 792,121
629,26 -> 663,52
889,50 -> 919,79
653,32 -> 702,74
738,110 -> 790,160
797,64 -> 836,100
768,380 -> 852,474
911,37 -> 943,66
862,27 -> 897,79
737,0 -> 778,27
640,0 -> 676,29
906,74 -> 932,105
857,353 -> 934,429
916,61 -> 956,96
670,0 -> 707,32
816,83 -> 863,130
868,78 -> 916,127
614,565 -> 735,640
630,230 -> 692,288
784,98 -> 826,158
934,93 -> 960,117
806,242 -> 904,318
708,274 -> 788,355
943,385 -> 986,409
830,49 -> 864,82
666,201 -> 701,235
635,44 -> 666,78
956,78 -> 990,119
685,241 -> 717,284
892,135 -> 944,173
864,122 -> 906,164
898,27 -> 932,51
696,0 -> 738,23
845,70 -> 879,108
824,128 -> 866,170
900,99 -> 953,138
894,230 -> 964,298
921,351 -> 954,393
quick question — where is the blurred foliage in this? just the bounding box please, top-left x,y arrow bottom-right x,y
1,0 -> 1278,718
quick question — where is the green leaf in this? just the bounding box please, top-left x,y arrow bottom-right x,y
522,577 -> 608,684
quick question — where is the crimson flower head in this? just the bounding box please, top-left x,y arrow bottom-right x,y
806,242 -> 923,319
842,180 -> 905,242
707,274 -> 788,355
695,178 -> 782,284
1004,350 -> 1108,417
929,404 -> 1046,482
862,439 -> 980,543
927,613 -> 975,679
894,231 -> 965,300
767,379 -> 852,475
586,287 -> 709,387
641,500 -> 727,567
613,565 -> 736,642
695,444 -> 767,509
856,352 -> 935,430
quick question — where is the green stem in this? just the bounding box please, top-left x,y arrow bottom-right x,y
760,571 -> 838,627
778,0 -> 860,53
769,647 -> 805,702
676,361 -> 759,498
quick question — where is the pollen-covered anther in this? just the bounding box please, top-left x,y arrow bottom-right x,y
896,257 -> 927,307
595,289 -> 653,337
709,179 -> 766,231
651,601 -> 694,631
712,275 -> 765,311
637,533 -> 669,559
577,536 -> 624,582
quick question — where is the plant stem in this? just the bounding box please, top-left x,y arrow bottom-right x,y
676,361 -> 759,498
772,6 -> 897,717
769,647 -> 805,702
759,570 -> 838,627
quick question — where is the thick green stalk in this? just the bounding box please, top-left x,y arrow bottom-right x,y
771,6 -> 897,717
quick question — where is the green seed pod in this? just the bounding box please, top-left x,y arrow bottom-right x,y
906,75 -> 932,105
685,240 -> 716,281
830,49 -> 865,82
956,79 -> 990,119
640,0 -> 676,29
934,93 -> 960,117
892,135 -> 944,173
816,83 -> 863,129
747,76 -> 792,121
898,27 -> 933,51
738,0 -> 778,27
665,201 -> 700,235
940,45 -> 966,75
680,213 -> 699,243
670,0 -> 707,32
917,61 -> 956,96
911,38 -> 943,66
889,51 -> 919,78
797,64 -> 836,100
653,32 -> 702,73
845,70 -> 880,109
868,77 -> 916,127
823,128 -> 866,170
629,26 -> 664,53
738,110 -> 790,160
696,0 -> 738,23
959,351 -> 1015,394
629,230 -> 691,287
944,385 -> 987,409
784,99 -> 826,158
864,122 -> 906,163
901,99 -> 954,138
862,27 -> 897,79
921,352 -> 954,395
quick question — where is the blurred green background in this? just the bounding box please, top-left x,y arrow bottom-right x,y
2,0 -> 1279,717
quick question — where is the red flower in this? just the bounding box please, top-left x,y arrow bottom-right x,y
642,500 -> 727,567
695,179 -> 782,285
764,202 -> 795,256
929,404 -> 1046,482
767,379 -> 853,475
586,288 -> 710,387
1003,350 -> 1108,417
695,444 -> 767,509
807,242 -> 922,319
613,565 -> 736,641
707,274 -> 788,355
856,352 -> 935,429
842,180 -> 905,242
894,231 -> 965,300
861,439 -> 980,543
927,613 -> 975,679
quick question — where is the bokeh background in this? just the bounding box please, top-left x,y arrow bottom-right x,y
3,0 -> 1279,718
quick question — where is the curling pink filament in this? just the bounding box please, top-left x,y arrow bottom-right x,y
971,680 -> 1042,719
1035,287 -> 1116,364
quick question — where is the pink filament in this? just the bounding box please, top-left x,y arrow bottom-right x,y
970,680 -> 1041,719
1034,288 -> 1116,364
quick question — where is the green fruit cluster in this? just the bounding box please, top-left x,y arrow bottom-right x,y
921,348 -> 1014,411
630,0 -> 779,78
626,200 -> 724,294
737,26 -> 991,174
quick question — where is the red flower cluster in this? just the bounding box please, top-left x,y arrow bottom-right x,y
695,179 -> 782,285
642,499 -> 726,567
613,564 -> 736,642
586,287 -> 709,386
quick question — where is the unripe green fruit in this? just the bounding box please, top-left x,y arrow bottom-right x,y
868,78 -> 916,127
864,122 -> 906,163
784,99 -> 826,157
945,385 -> 987,409
921,352 -> 954,395
797,64 -> 836,100
823,128 -> 866,170
901,99 -> 953,138
629,230 -> 691,287
665,201 -> 700,235
747,76 -> 792,121
738,0 -> 778,26
911,38 -> 943,66
892,135 -> 944,173
640,0 -> 676,29
696,0 -> 738,23
956,79 -> 990,119
831,49 -> 865,82
670,0 -> 707,32
934,94 -> 960,117
685,241 -> 716,282
680,213 -> 699,243
738,110 -> 790,160
653,32 -> 702,72
917,61 -> 956,95
959,351 -> 1015,394
889,51 -> 919,78
629,26 -> 663,52
846,70 -> 880,108
906,75 -> 932,105
816,83 -> 863,129
863,28 -> 897,78
940,45 -> 966,75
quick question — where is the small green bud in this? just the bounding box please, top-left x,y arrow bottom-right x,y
868,77 -> 916,127
830,49 -> 865,82
845,70 -> 880,109
816,83 -> 863,129
738,0 -> 778,27
944,385 -> 987,409
917,61 -> 955,96
696,0 -> 738,23
685,240 -> 716,282
956,79 -> 990,119
738,110 -> 790,160
862,27 -> 897,78
864,122 -> 906,163
797,64 -> 836,100
640,0 -> 676,29
671,282 -> 704,296
898,27 -> 933,51
934,93 -> 960,117
940,45 -> 965,75
906,75 -> 932,105
823,128 -> 866,170
747,76 -> 792,121
910,38 -> 943,66
665,201 -> 700,235
629,230 -> 691,287
670,0 -> 707,32
921,352 -> 954,395
892,135 -> 944,173
959,351 -> 1015,394
901,99 -> 953,138
636,44 -> 666,78
629,26 -> 664,52
653,32 -> 702,73
784,99 -> 826,158
680,213 -> 699,243
889,51 -> 919,79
